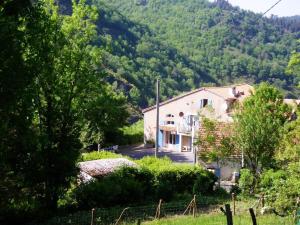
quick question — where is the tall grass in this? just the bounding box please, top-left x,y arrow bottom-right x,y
142,214 -> 294,225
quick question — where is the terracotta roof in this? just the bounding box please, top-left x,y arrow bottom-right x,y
198,122 -> 241,158
142,83 -> 254,113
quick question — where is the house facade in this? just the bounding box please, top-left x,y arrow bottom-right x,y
143,83 -> 300,180
143,84 -> 253,152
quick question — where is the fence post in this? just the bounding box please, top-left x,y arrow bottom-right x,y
115,207 -> 129,225
183,196 -> 195,215
232,193 -> 236,215
261,193 -> 265,208
90,208 -> 95,225
155,199 -> 163,219
221,204 -> 233,225
192,195 -> 197,218
137,219 -> 141,225
249,208 -> 257,225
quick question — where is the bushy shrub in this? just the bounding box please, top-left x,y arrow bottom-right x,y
73,157 -> 217,208
239,169 -> 255,195
193,171 -> 217,195
74,167 -> 154,208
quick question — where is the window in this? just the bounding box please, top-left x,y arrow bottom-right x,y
200,99 -> 208,108
200,99 -> 213,108
166,114 -> 174,117
169,133 -> 176,144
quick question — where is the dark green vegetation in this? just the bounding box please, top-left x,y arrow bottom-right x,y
1,0 -> 300,224
68,154 -> 216,209
143,214 -> 293,225
197,83 -> 300,219
229,83 -> 300,217
60,0 -> 300,107
0,0 -> 128,223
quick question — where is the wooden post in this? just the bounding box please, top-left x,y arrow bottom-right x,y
137,219 -> 141,225
261,193 -> 265,208
232,193 -> 236,215
115,207 -> 129,225
90,208 -> 95,225
155,199 -> 163,219
249,208 -> 257,225
221,204 -> 233,225
192,195 -> 197,217
183,196 -> 195,215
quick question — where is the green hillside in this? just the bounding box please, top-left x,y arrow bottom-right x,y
61,0 -> 300,107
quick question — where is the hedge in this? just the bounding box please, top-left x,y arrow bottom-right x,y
72,156 -> 217,209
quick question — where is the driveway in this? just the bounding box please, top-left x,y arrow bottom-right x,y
119,147 -> 195,164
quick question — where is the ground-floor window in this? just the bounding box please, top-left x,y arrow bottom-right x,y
169,133 -> 176,144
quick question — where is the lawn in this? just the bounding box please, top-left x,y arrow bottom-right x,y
142,214 -> 294,225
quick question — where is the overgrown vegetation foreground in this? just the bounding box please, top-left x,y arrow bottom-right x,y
68,154 -> 217,209
142,214 -> 294,225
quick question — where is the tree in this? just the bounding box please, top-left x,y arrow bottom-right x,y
234,83 -> 290,191
1,0 -> 129,217
276,115 -> 300,215
0,0 -> 40,217
196,117 -> 234,185
287,50 -> 300,87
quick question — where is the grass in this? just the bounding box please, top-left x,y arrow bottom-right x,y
119,120 -> 144,145
80,150 -> 131,162
142,214 -> 294,225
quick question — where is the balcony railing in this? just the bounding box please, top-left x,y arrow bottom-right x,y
177,123 -> 192,134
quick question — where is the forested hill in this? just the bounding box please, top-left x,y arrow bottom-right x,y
62,0 -> 300,107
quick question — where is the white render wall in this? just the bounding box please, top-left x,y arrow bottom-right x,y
143,89 -> 230,143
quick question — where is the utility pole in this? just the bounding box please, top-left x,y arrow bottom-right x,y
155,79 -> 160,158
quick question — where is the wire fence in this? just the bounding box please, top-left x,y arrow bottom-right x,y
28,195 -> 296,225
29,196 -> 223,225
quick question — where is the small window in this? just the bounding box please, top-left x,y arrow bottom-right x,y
200,99 -> 208,108
166,114 -> 174,117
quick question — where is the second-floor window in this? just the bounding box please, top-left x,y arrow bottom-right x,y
200,99 -> 213,108
166,113 -> 175,125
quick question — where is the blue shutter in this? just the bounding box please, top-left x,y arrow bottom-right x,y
215,168 -> 221,178
175,134 -> 180,151
158,130 -> 163,147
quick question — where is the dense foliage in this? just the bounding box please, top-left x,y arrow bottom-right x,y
258,101 -> 300,216
58,0 -> 300,107
71,156 -> 216,208
0,0 -> 128,222
233,83 -> 290,192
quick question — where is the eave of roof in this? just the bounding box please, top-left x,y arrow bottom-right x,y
142,83 -> 252,114
142,87 -> 204,113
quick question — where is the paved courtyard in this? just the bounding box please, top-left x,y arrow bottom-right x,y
119,147 -> 195,164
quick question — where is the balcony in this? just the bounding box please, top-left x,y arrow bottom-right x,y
177,123 -> 192,134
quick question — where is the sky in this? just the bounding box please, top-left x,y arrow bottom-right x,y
214,0 -> 300,17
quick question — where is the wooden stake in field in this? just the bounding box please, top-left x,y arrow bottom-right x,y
192,195 -> 197,217
90,208 -> 95,225
232,193 -> 236,215
220,204 -> 233,225
115,207 -> 129,225
155,199 -> 163,219
183,195 -> 197,217
249,208 -> 257,225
